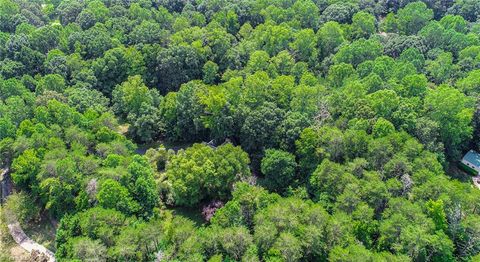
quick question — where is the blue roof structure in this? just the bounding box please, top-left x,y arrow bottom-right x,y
463,150 -> 480,168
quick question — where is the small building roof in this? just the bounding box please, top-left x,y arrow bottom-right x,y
463,150 -> 480,168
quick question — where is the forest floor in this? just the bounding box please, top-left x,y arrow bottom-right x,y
448,163 -> 473,182
22,213 -> 57,252
0,240 -> 30,262
168,206 -> 206,226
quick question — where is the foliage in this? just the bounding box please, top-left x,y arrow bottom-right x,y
2,0 -> 480,261
3,192 -> 40,224
260,149 -> 297,194
165,143 -> 250,206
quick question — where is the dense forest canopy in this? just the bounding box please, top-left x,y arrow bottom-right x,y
2,0 -> 480,261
